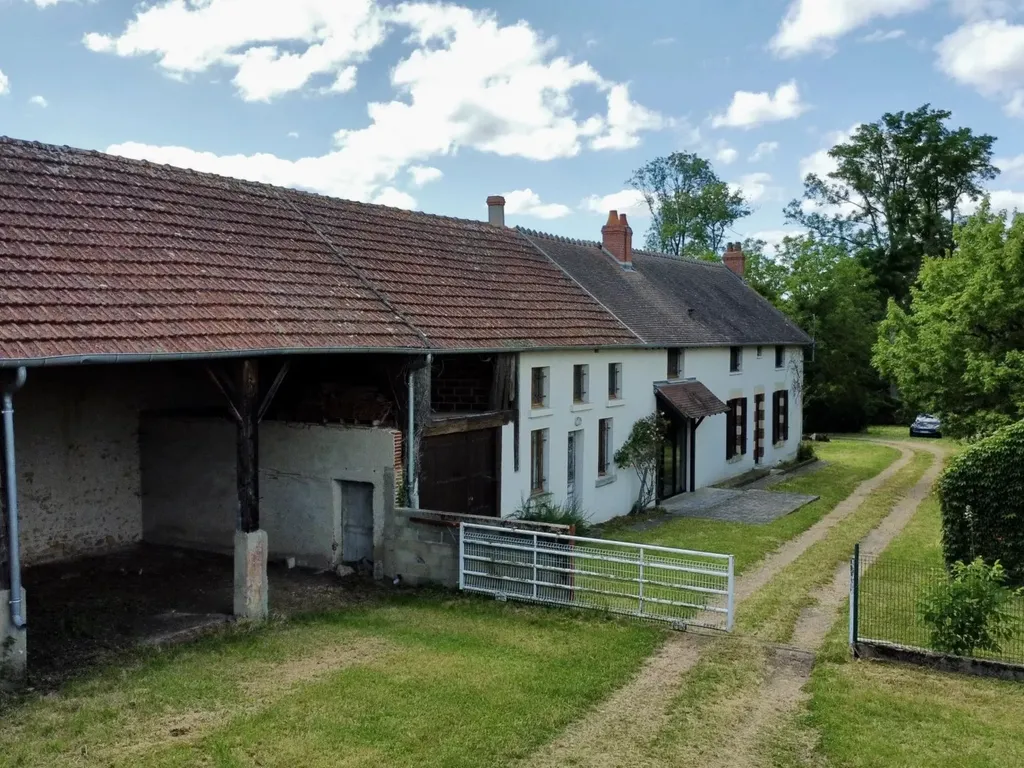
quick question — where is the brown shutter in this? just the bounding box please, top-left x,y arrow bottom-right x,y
740,398 -> 748,456
725,400 -> 735,459
782,391 -> 790,441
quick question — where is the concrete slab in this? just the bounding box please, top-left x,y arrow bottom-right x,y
0,588 -> 27,688
662,487 -> 819,525
234,529 -> 268,620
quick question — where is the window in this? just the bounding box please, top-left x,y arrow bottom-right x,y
608,362 -> 622,400
667,348 -> 683,379
573,364 -> 589,403
773,390 -> 790,444
725,397 -> 747,459
530,428 -> 549,493
730,346 -> 743,373
531,366 -> 549,408
756,345 -> 763,358
775,345 -> 785,369
598,418 -> 613,476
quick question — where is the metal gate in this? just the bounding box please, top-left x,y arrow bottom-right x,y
459,523 -> 735,631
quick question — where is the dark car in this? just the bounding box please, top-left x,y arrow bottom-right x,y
910,414 -> 942,438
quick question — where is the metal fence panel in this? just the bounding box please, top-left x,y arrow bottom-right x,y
459,522 -> 735,631
851,547 -> 1024,666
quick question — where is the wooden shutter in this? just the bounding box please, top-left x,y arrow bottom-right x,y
782,391 -> 790,441
740,398 -> 748,456
725,400 -> 735,459
772,391 -> 780,445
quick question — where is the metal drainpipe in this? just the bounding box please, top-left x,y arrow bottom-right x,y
2,366 -> 27,629
407,365 -> 417,510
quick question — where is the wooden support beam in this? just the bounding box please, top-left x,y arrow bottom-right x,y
237,359 -> 260,533
257,361 -> 290,423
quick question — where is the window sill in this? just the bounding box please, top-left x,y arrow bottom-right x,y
529,408 -> 553,419
529,490 -> 552,500
596,474 -> 616,488
570,403 -> 595,413
727,455 -> 745,465
729,371 -> 743,376
606,400 -> 626,408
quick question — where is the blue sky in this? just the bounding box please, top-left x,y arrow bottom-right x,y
4,0 -> 1024,250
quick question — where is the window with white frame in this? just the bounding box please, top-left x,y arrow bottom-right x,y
756,345 -> 763,358
730,346 -> 743,373
775,345 -> 786,369
531,366 -> 549,408
530,428 -> 549,493
573,364 -> 589,403
607,362 -> 622,400
667,348 -> 683,379
598,418 -> 613,476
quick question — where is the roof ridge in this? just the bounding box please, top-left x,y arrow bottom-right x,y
514,225 -> 602,249
632,248 -> 729,269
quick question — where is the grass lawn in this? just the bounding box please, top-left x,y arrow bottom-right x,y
0,596 -> 661,768
600,440 -> 901,575
861,424 -> 961,452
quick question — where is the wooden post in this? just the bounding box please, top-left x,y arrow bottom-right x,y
237,359 -> 259,533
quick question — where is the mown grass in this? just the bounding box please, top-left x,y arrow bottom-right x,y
0,596 -> 661,768
738,448 -> 934,642
601,440 -> 901,575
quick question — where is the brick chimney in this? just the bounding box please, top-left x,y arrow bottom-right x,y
723,241 -> 745,277
602,210 -> 632,264
486,195 -> 505,227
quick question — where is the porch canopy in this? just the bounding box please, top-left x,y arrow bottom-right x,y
655,381 -> 728,421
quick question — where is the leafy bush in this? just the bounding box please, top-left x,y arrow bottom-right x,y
512,497 -> 591,534
797,441 -> 817,463
918,558 -> 1022,657
614,413 -> 669,514
938,419 -> 1024,586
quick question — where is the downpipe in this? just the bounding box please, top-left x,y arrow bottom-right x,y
2,366 -> 26,629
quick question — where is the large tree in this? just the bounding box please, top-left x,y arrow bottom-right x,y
786,105 -> 998,303
874,204 -> 1024,439
629,152 -> 750,257
745,235 -> 885,432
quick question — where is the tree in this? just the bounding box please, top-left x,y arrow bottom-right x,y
874,204 -> 1024,439
614,413 -> 669,513
786,105 -> 998,303
629,152 -> 751,257
737,238 -> 789,306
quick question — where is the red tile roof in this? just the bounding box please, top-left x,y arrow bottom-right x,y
0,137 -> 637,364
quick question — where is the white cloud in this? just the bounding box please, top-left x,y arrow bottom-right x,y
798,124 -> 860,179
950,0 -> 1024,20
29,95 -> 47,107
502,189 -> 571,219
860,29 -> 907,43
372,187 -> 417,209
287,131 -> 299,139
99,4 -> 665,205
749,141 -> 779,162
996,153 -> 1024,175
589,83 -> 666,151
581,189 -> 648,216
729,172 -> 778,204
960,189 -> 1024,216
0,70 -> 8,96
715,143 -> 739,165
652,37 -> 676,46
936,20 -> 1024,116
749,228 -> 808,250
27,0 -> 74,6
408,165 -> 443,187
711,80 -> 808,129
84,0 -> 387,102
770,0 -> 930,58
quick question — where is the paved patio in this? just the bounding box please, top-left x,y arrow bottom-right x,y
659,486 -> 819,525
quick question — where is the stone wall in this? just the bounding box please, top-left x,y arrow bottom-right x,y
380,505 -> 569,588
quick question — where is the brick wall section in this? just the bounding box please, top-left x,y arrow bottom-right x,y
431,356 -> 493,412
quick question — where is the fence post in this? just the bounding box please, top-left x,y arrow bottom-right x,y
458,522 -> 466,591
532,532 -> 539,600
638,548 -> 645,617
726,554 -> 736,632
849,542 -> 860,650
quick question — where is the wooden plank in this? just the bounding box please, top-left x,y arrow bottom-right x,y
237,358 -> 260,533
423,410 -> 512,437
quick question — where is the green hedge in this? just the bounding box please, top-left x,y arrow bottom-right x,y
939,420 -> 1024,586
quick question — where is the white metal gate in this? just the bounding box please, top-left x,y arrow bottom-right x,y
459,523 -> 735,631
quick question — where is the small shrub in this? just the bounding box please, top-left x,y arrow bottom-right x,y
938,419 -> 1024,586
512,497 -> 591,534
614,413 -> 670,513
918,558 -> 1022,657
796,441 -> 817,463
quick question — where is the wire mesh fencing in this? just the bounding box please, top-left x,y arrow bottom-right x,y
459,523 -> 735,630
852,547 -> 1024,666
